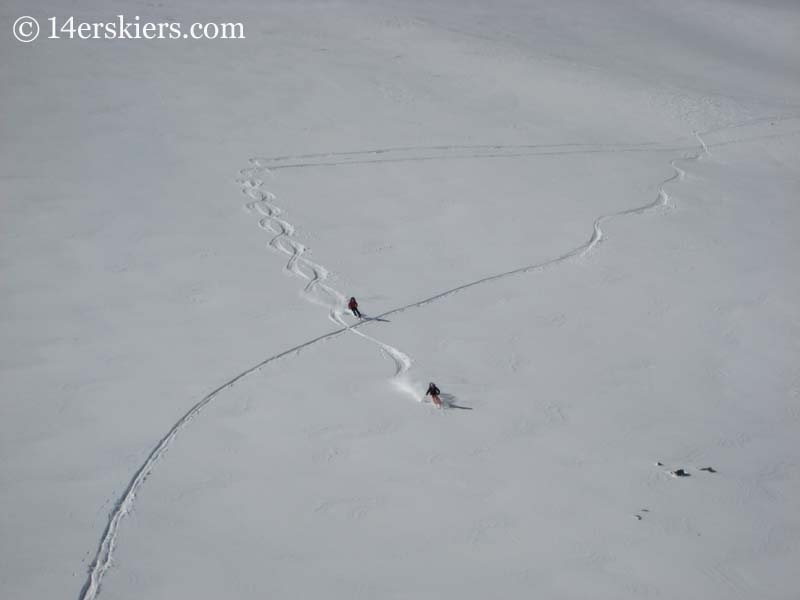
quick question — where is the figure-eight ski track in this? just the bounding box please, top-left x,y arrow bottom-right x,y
78,117 -> 800,600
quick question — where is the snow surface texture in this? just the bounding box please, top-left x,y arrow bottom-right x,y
2,1 -> 800,599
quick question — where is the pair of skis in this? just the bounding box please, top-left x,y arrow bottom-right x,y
427,396 -> 473,411
353,312 -> 389,323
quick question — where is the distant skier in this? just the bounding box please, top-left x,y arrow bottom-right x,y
348,296 -> 362,318
426,382 -> 443,408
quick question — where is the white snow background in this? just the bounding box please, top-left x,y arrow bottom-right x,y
2,1 -> 799,599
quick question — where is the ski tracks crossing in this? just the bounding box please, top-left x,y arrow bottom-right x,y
240,167 -> 415,395
78,117 -> 800,599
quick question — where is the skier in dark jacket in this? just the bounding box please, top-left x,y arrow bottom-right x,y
348,297 -> 362,318
426,382 -> 443,407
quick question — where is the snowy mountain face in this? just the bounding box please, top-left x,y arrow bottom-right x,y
2,1 -> 799,598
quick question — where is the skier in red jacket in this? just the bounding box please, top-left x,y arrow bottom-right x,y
348,297 -> 362,318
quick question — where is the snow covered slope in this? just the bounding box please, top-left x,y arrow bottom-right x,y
1,1 -> 799,599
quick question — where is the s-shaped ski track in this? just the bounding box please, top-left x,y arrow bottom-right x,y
80,126 -> 745,600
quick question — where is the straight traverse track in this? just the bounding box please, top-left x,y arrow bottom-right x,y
80,122 -> 786,600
